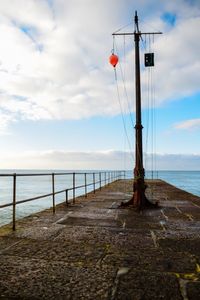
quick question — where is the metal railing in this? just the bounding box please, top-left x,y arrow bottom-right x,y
0,171 -> 126,230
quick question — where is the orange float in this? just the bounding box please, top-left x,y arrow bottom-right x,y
109,53 -> 119,67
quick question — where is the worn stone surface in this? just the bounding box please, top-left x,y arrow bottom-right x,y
0,179 -> 200,299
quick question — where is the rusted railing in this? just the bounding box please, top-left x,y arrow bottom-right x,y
0,171 -> 126,230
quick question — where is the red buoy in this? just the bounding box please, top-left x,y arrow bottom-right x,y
109,53 -> 118,67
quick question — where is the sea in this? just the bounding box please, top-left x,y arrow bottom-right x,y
0,169 -> 200,227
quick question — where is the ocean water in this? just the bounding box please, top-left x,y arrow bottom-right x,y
0,169 -> 199,227
128,170 -> 200,197
0,170 -> 121,226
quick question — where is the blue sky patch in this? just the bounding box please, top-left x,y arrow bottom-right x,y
19,25 -> 43,52
161,12 -> 176,26
13,95 -> 27,101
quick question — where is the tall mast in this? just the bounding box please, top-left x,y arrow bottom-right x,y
112,11 -> 162,210
133,11 -> 146,209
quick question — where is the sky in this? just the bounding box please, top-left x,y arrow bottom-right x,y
0,0 -> 200,170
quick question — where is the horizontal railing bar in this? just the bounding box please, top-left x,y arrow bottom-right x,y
0,202 -> 13,209
0,171 -> 123,177
67,184 -> 87,191
0,173 -> 53,177
15,192 -> 54,205
0,172 -> 124,209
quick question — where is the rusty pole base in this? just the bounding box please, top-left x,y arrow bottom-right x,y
120,197 -> 134,207
120,179 -> 159,211
120,192 -> 158,211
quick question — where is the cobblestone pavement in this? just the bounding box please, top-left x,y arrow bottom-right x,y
0,179 -> 200,299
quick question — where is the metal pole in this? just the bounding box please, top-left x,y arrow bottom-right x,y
93,173 -> 95,193
112,11 -> 161,209
132,12 -> 146,209
66,189 -> 69,206
99,172 -> 102,190
52,173 -> 55,213
84,173 -> 87,197
12,173 -> 16,231
73,173 -> 75,204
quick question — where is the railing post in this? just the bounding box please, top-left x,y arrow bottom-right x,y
52,173 -> 55,213
105,172 -> 107,185
93,173 -> 95,193
12,173 -> 16,231
66,189 -> 69,206
99,172 -> 101,190
73,172 -> 75,204
84,173 -> 87,197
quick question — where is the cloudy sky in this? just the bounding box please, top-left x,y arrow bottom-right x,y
0,0 -> 200,170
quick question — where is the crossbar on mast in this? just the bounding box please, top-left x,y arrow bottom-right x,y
112,32 -> 162,36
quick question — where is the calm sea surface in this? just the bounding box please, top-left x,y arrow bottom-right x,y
0,169 -> 199,226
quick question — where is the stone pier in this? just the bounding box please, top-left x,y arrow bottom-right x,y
0,179 -> 200,299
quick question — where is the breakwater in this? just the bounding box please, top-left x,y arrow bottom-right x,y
0,179 -> 200,299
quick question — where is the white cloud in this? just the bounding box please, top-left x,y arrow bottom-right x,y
0,111 -> 15,134
0,0 -> 54,33
0,0 -> 200,131
155,153 -> 200,170
0,149 -> 134,170
0,0 -> 134,127
174,118 -> 200,130
0,149 -> 199,170
154,15 -> 200,100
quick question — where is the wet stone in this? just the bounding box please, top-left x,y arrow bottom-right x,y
158,237 -> 200,258
187,282 -> 200,300
13,223 -> 65,240
114,270 -> 182,300
0,179 -> 200,299
0,256 -> 116,299
58,216 -> 121,227
0,236 -> 22,253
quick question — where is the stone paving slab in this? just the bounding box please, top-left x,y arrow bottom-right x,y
0,257 -> 116,300
114,270 -> 182,300
0,179 -> 200,299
